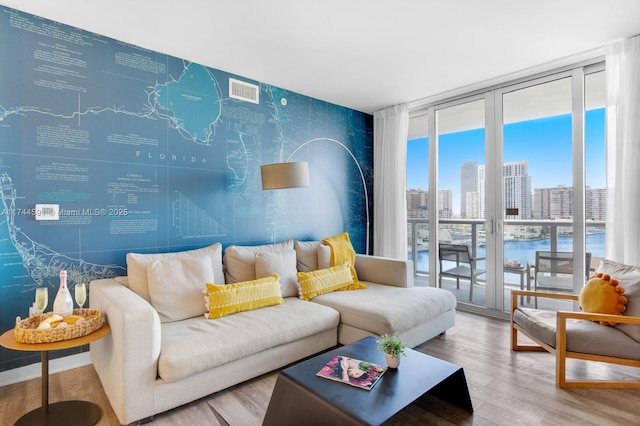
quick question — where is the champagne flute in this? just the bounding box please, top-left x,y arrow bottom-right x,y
35,287 -> 48,316
75,283 -> 87,315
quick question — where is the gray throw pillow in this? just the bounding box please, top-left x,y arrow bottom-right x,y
597,259 -> 640,342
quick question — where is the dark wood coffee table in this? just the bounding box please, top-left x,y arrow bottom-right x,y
263,336 -> 472,425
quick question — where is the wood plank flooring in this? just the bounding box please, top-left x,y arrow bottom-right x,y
1,311 -> 638,425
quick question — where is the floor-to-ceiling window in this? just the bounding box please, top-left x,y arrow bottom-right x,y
499,76 -> 575,311
436,98 -> 486,304
406,60 -> 606,316
584,69 -> 606,258
407,113 -> 429,276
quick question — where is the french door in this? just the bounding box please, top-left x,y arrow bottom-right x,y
423,63 -> 605,314
432,97 -> 487,305
492,74 -> 577,312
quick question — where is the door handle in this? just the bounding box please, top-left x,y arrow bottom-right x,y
495,219 -> 503,234
490,218 -> 503,235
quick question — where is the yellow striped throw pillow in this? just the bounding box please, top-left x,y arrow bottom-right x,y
297,264 -> 354,301
205,274 -> 283,319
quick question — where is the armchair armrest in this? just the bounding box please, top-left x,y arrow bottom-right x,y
511,289 -> 579,313
355,254 -> 414,288
557,311 -> 640,325
555,310 -> 640,386
89,278 -> 161,425
511,289 -> 579,301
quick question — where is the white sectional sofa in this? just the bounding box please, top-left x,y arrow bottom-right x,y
89,239 -> 456,425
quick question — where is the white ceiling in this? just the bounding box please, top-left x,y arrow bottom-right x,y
2,0 -> 640,114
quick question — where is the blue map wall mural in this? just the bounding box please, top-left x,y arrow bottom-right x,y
0,6 -> 373,373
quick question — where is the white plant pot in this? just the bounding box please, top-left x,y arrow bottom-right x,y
385,353 -> 400,369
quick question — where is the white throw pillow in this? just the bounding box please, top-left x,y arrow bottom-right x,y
317,244 -> 332,270
294,240 -> 320,272
597,259 -> 640,342
255,249 -> 298,297
127,243 -> 223,302
223,240 -> 293,283
147,256 -> 214,323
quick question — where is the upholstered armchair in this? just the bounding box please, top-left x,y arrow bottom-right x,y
511,259 -> 640,388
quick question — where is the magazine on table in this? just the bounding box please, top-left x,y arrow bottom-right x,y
316,355 -> 386,390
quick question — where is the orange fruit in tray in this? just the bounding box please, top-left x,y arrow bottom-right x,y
39,314 -> 86,329
62,315 -> 85,325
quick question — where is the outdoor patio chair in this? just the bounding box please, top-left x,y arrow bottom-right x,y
534,250 -> 592,293
438,243 -> 486,301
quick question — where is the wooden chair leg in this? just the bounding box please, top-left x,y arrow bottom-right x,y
556,313 -> 567,388
511,322 -> 517,350
510,292 -> 517,350
470,264 -> 475,301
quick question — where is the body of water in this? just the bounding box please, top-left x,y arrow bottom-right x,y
410,233 -> 605,272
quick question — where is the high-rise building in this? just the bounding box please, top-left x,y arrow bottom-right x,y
503,161 -> 532,219
406,188 -> 454,218
457,161 -> 531,219
586,188 -> 607,221
478,165 -> 485,219
407,189 -> 428,218
413,159 -> 542,221
460,161 -> 478,217
534,185 -> 572,219
533,185 -> 607,220
533,187 -> 551,218
533,185 -> 580,219
550,185 -> 573,218
465,191 -> 480,218
438,189 -> 453,218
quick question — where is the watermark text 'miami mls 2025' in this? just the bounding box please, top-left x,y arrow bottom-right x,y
1,208 -> 130,217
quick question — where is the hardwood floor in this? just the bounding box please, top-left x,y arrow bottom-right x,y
1,311 -> 638,425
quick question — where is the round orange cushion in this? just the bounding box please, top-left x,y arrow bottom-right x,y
579,273 -> 627,325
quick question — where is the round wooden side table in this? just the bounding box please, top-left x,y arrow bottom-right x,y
0,322 -> 110,426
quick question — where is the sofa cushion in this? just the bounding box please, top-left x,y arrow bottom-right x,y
293,240 -> 332,272
126,243 -> 224,302
297,264 -> 354,301
148,256 -> 214,323
113,276 -> 129,287
255,249 -> 299,297
597,259 -> 640,341
514,306 -> 640,359
158,298 -> 340,383
317,244 -> 332,270
223,240 -> 293,284
204,275 -> 283,319
311,283 -> 456,336
294,240 -> 321,272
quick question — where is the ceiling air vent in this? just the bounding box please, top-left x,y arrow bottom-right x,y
229,78 -> 259,104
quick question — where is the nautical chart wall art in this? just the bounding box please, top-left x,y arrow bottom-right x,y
0,6 -> 372,372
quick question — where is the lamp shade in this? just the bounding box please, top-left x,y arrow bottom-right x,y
260,162 -> 310,190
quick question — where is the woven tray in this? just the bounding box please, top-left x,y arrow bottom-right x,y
14,309 -> 104,344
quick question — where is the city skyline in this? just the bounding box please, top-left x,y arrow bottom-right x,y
408,184 -> 607,221
406,109 -> 606,216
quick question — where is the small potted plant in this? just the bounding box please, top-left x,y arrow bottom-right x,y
376,333 -> 406,368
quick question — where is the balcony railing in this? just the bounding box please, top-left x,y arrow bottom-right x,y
408,218 -> 606,276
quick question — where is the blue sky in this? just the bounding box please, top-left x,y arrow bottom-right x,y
407,108 -> 606,213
